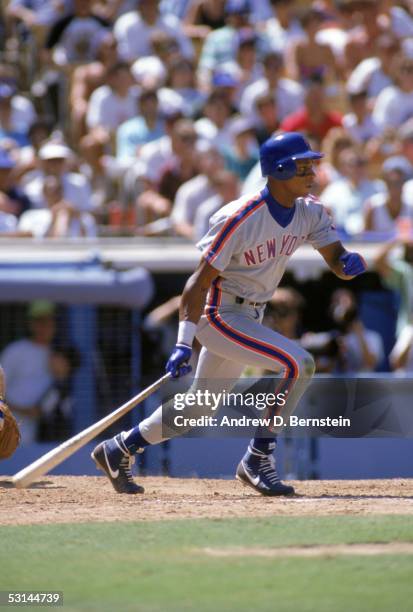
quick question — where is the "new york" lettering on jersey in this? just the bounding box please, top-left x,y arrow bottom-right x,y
243,234 -> 307,265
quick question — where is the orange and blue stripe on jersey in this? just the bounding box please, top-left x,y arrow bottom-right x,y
204,194 -> 265,266
205,279 -> 299,382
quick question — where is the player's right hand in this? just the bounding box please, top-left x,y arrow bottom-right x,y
166,344 -> 192,378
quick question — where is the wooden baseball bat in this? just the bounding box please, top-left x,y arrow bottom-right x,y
12,372 -> 172,489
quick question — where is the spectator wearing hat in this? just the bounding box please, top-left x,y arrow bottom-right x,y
23,141 -> 94,211
209,68 -> 240,113
18,174 -> 97,238
280,74 -> 342,145
364,156 -> 413,234
373,54 -> 413,131
222,116 -> 259,180
0,148 -> 32,219
0,301 -> 57,443
0,78 -> 37,148
116,89 -> 165,164
240,50 -> 303,124
114,0 -> 193,63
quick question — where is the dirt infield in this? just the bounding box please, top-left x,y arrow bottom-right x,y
0,477 -> 412,525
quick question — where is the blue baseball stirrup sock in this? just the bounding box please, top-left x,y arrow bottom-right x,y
122,425 -> 151,454
250,437 -> 276,454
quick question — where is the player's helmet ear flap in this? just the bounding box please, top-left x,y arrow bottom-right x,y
274,158 -> 297,180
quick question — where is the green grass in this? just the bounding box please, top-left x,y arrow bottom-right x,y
1,516 -> 413,612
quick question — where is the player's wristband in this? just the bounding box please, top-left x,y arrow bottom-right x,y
177,321 -> 197,347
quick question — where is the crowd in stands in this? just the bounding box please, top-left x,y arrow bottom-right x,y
2,0 -> 413,396
0,0 -> 412,242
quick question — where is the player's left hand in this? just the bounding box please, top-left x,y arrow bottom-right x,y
340,252 -> 367,277
166,344 -> 192,378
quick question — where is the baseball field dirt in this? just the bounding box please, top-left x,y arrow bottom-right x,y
0,477 -> 412,525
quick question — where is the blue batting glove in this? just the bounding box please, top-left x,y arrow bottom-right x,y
166,344 -> 192,378
339,252 -> 367,277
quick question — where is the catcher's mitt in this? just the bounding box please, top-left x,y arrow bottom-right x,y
0,399 -> 21,459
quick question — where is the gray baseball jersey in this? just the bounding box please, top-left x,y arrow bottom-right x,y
197,185 -> 338,303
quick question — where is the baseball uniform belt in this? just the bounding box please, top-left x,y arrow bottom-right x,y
218,291 -> 267,308
235,296 -> 267,307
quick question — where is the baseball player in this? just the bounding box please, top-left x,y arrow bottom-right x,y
0,364 -> 21,460
92,132 -> 367,496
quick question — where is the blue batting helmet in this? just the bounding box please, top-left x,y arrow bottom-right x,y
259,132 -> 323,180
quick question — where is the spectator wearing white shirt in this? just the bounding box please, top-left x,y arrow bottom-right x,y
171,146 -> 224,239
364,156 -> 413,234
23,142 -> 94,211
114,0 -> 193,63
343,88 -> 382,144
81,62 -> 138,183
69,32 -> 120,143
193,168 -> 239,241
136,119 -> 198,228
346,34 -> 400,102
264,0 -> 303,55
162,57 -> 205,118
19,175 -> 97,238
373,55 -> 413,131
321,147 -> 385,236
239,50 -> 303,124
86,62 -> 137,134
194,90 -> 233,152
127,111 -> 184,196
